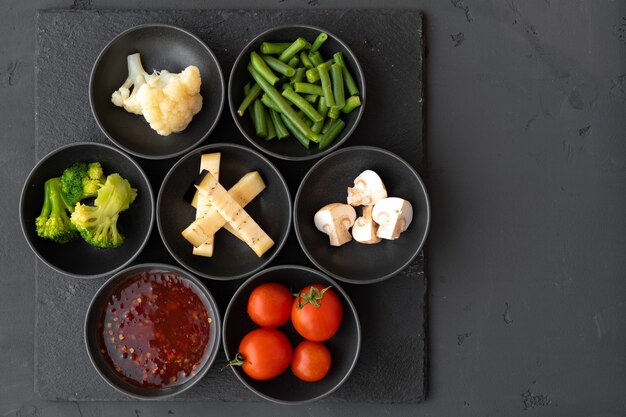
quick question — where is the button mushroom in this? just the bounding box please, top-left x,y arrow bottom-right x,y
347,170 -> 388,206
372,197 -> 413,240
314,203 -> 357,246
351,205 -> 382,244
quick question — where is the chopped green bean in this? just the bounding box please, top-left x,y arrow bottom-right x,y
252,99 -> 268,138
265,110 -> 276,140
305,68 -> 320,83
270,108 -> 289,139
321,117 -> 334,134
260,42 -> 292,55
300,51 -> 314,69
304,94 -> 319,104
294,82 -> 324,96
261,93 -> 282,113
331,63 -> 345,109
243,82 -> 251,95
311,97 -> 328,133
317,63 -> 336,108
278,37 -> 308,63
327,105 -> 341,119
319,118 -> 346,150
308,51 -> 324,67
250,51 -> 279,85
310,32 -> 328,53
280,113 -> 310,148
333,52 -> 359,96
342,95 -> 362,113
237,83 -> 262,116
290,67 -> 306,83
282,87 -> 323,122
261,54 -> 296,77
287,56 -> 300,68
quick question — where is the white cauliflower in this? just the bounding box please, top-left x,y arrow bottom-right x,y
111,53 -> 203,136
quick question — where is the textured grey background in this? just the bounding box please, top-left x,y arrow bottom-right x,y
2,0 -> 626,416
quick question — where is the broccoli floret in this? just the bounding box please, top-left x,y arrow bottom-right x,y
70,173 -> 137,249
61,161 -> 105,207
36,177 -> 79,243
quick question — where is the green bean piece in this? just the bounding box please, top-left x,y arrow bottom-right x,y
300,51 -> 314,69
333,52 -> 359,96
270,109 -> 290,139
294,82 -> 324,96
248,64 -> 320,142
250,51 -> 279,86
342,95 -> 362,113
311,97 -> 329,134
304,94 -> 319,105
321,117 -> 334,134
331,63 -> 345,109
261,93 -> 282,113
308,51 -> 324,67
265,110 -> 277,140
252,99 -> 268,138
287,56 -> 300,68
310,32 -> 328,53
305,68 -> 320,83
290,67 -> 306,84
282,87 -> 324,122
237,83 -> 262,116
278,37 -> 308,63
243,82 -> 251,95
317,64 -> 336,108
261,54 -> 296,77
327,105 -> 341,119
280,113 -> 310,148
319,118 -> 346,150
260,42 -> 292,55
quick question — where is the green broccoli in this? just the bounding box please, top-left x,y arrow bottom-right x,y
70,173 -> 137,249
61,161 -> 105,207
35,177 -> 79,243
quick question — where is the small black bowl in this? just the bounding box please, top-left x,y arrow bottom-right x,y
157,143 -> 292,280
229,25 -> 365,161
90,24 -> 225,159
294,146 -> 430,284
85,263 -> 221,400
223,264 -> 361,404
20,142 -> 154,279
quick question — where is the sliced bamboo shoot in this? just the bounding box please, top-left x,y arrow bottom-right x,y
182,171 -> 267,248
192,153 -> 221,257
194,172 -> 274,257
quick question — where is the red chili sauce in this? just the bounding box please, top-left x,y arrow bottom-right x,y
98,272 -> 211,388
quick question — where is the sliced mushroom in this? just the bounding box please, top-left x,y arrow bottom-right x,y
351,205 -> 382,244
372,197 -> 413,240
314,203 -> 357,246
347,170 -> 388,206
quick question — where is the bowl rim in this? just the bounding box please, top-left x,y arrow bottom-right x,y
83,262 -> 222,400
228,23 -> 366,162
156,142 -> 293,280
19,141 -> 155,279
222,264 -> 362,405
89,23 -> 226,160
293,145 -> 431,284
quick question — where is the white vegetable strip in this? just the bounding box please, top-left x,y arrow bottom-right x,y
192,153 -> 221,257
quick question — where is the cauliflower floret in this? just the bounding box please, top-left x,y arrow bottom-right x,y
111,53 -> 203,136
136,67 -> 203,136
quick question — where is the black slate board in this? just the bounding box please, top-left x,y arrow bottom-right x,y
34,9 -> 426,403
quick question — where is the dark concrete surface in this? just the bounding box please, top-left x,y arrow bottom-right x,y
1,0 -> 625,416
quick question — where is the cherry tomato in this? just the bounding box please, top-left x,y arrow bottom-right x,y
291,285 -> 343,342
247,282 -> 292,328
233,328 -> 292,380
291,340 -> 332,382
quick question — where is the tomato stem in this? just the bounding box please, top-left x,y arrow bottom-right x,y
224,352 -> 248,370
294,286 -> 332,309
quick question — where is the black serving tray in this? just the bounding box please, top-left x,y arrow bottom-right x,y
34,9 -> 425,402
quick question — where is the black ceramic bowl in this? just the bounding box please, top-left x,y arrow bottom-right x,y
229,25 -> 365,161
20,142 -> 154,278
84,263 -> 221,399
223,265 -> 361,404
157,143 -> 292,280
90,24 -> 225,159
294,146 -> 430,284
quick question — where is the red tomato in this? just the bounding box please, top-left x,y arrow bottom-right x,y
247,282 -> 293,328
291,285 -> 343,342
234,328 -> 292,380
291,340 -> 332,382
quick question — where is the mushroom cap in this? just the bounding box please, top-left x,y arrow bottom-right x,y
314,203 -> 357,246
347,170 -> 388,206
372,197 -> 413,240
352,205 -> 381,244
